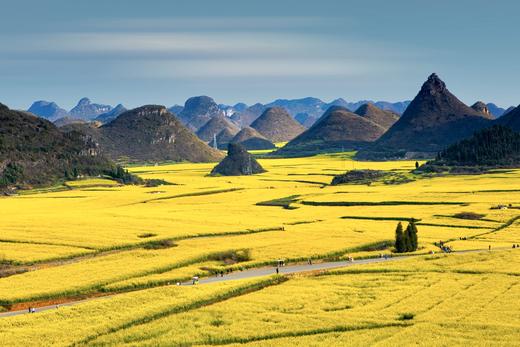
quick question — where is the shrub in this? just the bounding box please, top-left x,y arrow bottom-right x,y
144,179 -> 175,187
137,233 -> 157,238
207,249 -> 251,264
453,212 -> 486,220
143,239 -> 176,249
398,313 -> 415,320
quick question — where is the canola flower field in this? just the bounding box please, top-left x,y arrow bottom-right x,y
0,152 -> 519,345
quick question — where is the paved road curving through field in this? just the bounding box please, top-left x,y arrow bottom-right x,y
0,248 -> 509,318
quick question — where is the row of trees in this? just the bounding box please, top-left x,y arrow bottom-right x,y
395,221 -> 418,253
435,125 -> 520,166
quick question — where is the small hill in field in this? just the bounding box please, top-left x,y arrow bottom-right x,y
354,103 -> 399,129
356,73 -> 493,160
210,143 -> 266,176
275,106 -> 385,156
231,127 -> 276,150
196,115 -> 240,142
250,107 -> 305,142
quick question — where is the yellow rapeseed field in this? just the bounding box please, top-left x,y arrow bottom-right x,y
0,153 -> 519,345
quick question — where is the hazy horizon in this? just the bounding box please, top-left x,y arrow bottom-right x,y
1,0 -> 519,110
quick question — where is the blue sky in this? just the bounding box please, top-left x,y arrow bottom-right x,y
1,0 -> 518,110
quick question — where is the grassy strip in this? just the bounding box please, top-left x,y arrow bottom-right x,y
341,216 -> 421,222
469,215 -> 520,239
2,226 -> 284,267
73,276 -> 288,347
0,239 -> 96,251
256,195 -> 301,209
284,219 -> 323,226
492,215 -> 520,232
259,178 -> 328,186
0,243 -> 277,306
416,223 -> 492,230
91,226 -> 284,254
16,183 -> 71,195
199,322 -> 411,346
140,188 -> 244,204
287,173 -> 337,177
318,265 -> 520,278
474,189 -> 520,193
302,201 -> 466,207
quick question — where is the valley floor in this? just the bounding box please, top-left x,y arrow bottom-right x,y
0,153 -> 519,345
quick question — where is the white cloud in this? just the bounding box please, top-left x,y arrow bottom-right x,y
87,16 -> 340,31
46,32 -> 308,55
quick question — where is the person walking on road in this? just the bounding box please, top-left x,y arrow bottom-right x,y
276,267 -> 279,274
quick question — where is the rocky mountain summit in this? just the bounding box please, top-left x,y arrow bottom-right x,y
356,73 -> 493,159
70,98 -> 112,120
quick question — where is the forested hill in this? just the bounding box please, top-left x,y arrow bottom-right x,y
0,103 -> 127,189
419,125 -> 520,169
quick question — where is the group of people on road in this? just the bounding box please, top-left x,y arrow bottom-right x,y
438,240 -> 452,253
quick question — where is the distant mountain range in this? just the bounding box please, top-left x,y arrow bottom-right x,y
2,72 -> 519,191
27,97 -> 115,124
17,86 -> 519,166
26,95 -> 511,132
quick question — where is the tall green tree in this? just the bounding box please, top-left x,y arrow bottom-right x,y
404,224 -> 414,252
394,222 -> 405,253
410,220 -> 418,251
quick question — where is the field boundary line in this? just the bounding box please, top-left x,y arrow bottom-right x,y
71,276 -> 288,347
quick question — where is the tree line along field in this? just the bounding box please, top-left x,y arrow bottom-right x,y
0,153 -> 519,345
